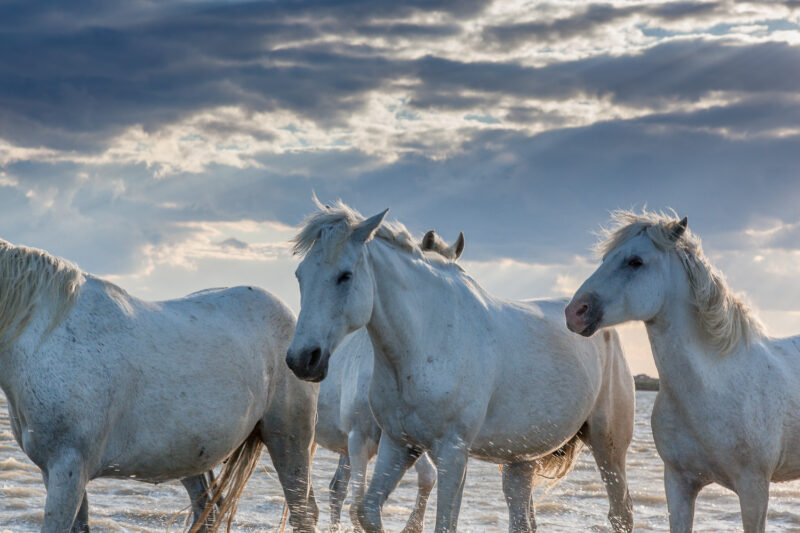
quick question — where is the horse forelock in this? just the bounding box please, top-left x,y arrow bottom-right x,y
596,209 -> 765,356
0,239 -> 83,345
291,199 -> 458,269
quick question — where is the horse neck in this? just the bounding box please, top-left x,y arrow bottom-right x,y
364,241 -> 453,373
644,252 -> 734,396
0,288 -> 68,398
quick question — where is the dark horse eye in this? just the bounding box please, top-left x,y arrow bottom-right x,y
336,271 -> 352,284
627,257 -> 643,268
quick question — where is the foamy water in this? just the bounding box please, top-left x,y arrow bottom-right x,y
2,391 -> 800,532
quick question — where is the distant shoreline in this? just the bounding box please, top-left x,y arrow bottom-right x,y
634,374 -> 659,391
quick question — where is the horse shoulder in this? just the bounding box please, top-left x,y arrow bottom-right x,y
516,298 -> 604,364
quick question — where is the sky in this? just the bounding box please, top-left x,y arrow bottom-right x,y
2,0 -> 800,375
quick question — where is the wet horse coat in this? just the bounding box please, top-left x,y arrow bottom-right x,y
567,211 -> 800,533
286,201 -> 635,533
315,231 -> 459,532
0,239 -> 318,532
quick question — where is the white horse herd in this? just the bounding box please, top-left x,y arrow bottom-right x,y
0,200 -> 797,533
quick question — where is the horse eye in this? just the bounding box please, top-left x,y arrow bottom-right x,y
627,257 -> 643,268
336,271 -> 352,285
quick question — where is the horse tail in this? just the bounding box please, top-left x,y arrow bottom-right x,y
531,433 -> 584,491
190,429 -> 264,533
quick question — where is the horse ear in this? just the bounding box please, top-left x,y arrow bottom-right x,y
422,230 -> 436,251
352,209 -> 389,244
451,232 -> 465,259
670,216 -> 688,241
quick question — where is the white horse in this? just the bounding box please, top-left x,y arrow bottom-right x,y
566,210 -> 800,533
285,201 -> 635,533
316,230 -> 462,532
0,238 -> 319,532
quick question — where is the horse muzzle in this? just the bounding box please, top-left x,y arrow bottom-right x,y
285,346 -> 331,382
565,292 -> 603,337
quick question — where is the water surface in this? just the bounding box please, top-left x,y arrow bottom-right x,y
2,392 -> 799,531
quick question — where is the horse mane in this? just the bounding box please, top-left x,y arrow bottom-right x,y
0,239 -> 83,345
292,198 -> 458,267
597,209 -> 765,356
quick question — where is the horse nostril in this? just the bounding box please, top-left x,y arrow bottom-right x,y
309,348 -> 321,367
576,303 -> 589,317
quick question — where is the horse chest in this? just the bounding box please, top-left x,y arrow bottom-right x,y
652,391 -> 768,486
368,369 -> 486,446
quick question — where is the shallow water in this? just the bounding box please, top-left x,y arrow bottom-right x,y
2,391 -> 800,532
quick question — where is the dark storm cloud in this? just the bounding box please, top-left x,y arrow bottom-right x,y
638,95 -> 800,135
0,0 -> 480,150
2,0 -> 799,154
0,0 -> 484,32
481,2 -> 724,49
410,39 -> 800,110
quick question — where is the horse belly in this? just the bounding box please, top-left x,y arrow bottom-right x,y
469,371 -> 598,462
101,442 -> 240,482
771,431 -> 800,482
469,412 -> 588,463
772,462 -> 800,482
99,376 -> 268,482
315,414 -> 348,455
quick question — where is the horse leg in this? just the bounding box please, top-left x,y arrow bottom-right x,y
501,461 -> 536,533
260,428 -> 318,532
329,454 -> 351,530
736,475 -> 770,533
528,494 -> 536,531
348,430 -> 379,531
181,474 -> 216,532
357,436 -> 421,533
205,470 -> 224,510
581,423 -> 633,532
70,492 -> 90,533
664,465 -> 701,533
41,450 -> 88,533
430,436 -> 470,533
581,339 -> 635,533
401,453 -> 436,533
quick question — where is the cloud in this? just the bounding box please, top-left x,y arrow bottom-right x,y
410,39 -> 800,113
3,0 -> 800,377
0,0 -> 484,151
2,0 -> 799,163
480,2 -> 727,50
4,94 -> 800,274
218,237 -> 249,250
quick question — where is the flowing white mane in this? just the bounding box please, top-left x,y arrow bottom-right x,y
597,209 -> 765,356
292,199 -> 458,267
0,239 -> 83,345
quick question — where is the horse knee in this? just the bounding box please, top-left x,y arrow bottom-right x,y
42,452 -> 88,533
